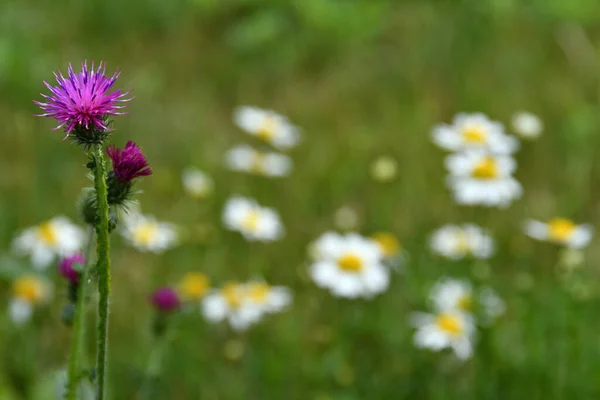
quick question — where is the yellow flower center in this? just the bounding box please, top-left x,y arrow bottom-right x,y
241,210 -> 260,233
435,313 -> 463,335
37,222 -> 58,246
462,125 -> 486,143
257,115 -> 278,141
250,153 -> 266,174
13,276 -> 45,303
132,223 -> 158,247
371,232 -> 401,257
222,283 -> 243,308
548,218 -> 576,242
456,232 -> 471,254
247,282 -> 271,303
458,295 -> 472,311
178,272 -> 210,301
471,157 -> 498,180
337,253 -> 364,272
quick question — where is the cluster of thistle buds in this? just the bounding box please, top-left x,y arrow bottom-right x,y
35,60 -> 151,399
35,61 -> 151,227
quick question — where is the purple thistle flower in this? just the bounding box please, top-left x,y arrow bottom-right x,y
106,141 -> 152,183
34,61 -> 132,135
150,287 -> 181,312
58,253 -> 86,284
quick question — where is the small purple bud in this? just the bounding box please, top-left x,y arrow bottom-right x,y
150,287 -> 180,312
106,141 -> 152,183
59,253 -> 86,284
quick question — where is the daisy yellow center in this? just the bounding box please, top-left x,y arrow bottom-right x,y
456,232 -> 471,253
257,115 -> 278,141
471,157 -> 498,180
247,282 -> 270,303
435,313 -> 463,335
371,232 -> 401,257
222,283 -> 243,308
13,276 -> 45,303
250,153 -> 266,173
337,253 -> 364,272
178,273 -> 209,301
462,125 -> 486,143
548,218 -> 576,241
132,223 -> 159,247
458,295 -> 472,311
241,210 -> 260,233
37,222 -> 58,246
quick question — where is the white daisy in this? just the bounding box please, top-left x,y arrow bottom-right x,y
429,224 -> 494,260
445,151 -> 522,207
433,113 -> 519,154
121,212 -> 178,253
9,275 -> 52,324
370,156 -> 398,182
309,232 -> 389,299
411,310 -> 475,360
478,287 -> 506,322
524,218 -> 593,248
511,112 -> 543,139
182,167 -> 213,199
223,197 -> 283,242
225,145 -> 292,177
12,216 -> 85,270
430,278 -> 473,313
202,282 -> 264,331
233,106 -> 300,150
245,281 -> 292,314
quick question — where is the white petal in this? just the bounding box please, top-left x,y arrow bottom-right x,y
9,299 -> 33,324
523,220 -> 548,240
568,225 -> 594,248
202,294 -> 228,322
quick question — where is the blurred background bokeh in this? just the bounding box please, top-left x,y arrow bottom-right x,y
3,0 -> 600,398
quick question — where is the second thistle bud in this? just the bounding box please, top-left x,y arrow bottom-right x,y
106,141 -> 152,206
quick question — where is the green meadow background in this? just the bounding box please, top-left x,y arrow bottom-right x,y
2,0 -> 600,398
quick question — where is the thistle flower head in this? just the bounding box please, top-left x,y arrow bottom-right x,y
107,141 -> 152,183
34,61 -> 132,141
150,287 -> 180,312
58,253 -> 86,284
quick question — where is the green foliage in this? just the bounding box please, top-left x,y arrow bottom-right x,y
2,0 -> 600,399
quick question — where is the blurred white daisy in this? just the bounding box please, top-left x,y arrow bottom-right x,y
12,216 -> 85,270
511,112 -> 543,139
233,106 -> 300,150
223,197 -> 283,242
370,156 -> 398,182
225,145 -> 292,177
524,218 -> 593,248
445,151 -> 522,207
202,281 -> 290,331
478,287 -> 506,323
9,275 -> 52,324
411,310 -> 475,360
309,232 -> 389,299
333,206 -> 360,231
245,280 -> 292,314
430,224 -> 494,260
121,212 -> 178,253
430,278 -> 473,313
182,167 -> 213,199
433,113 -> 519,154
370,232 -> 404,267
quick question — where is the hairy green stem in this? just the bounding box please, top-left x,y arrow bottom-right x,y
93,144 -> 111,400
65,228 -> 94,400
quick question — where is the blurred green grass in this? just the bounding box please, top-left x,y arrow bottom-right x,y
2,0 -> 600,398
